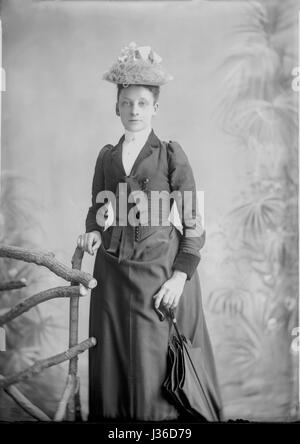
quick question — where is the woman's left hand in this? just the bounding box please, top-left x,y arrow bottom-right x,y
153,270 -> 187,311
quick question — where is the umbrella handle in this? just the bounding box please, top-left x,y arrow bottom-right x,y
168,308 -> 176,321
167,308 -> 186,345
153,306 -> 184,347
153,306 -> 177,323
154,307 -> 186,347
153,305 -> 165,322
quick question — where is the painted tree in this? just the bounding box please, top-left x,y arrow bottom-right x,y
208,0 -> 298,421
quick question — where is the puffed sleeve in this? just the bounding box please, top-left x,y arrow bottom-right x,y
85,145 -> 111,234
167,141 -> 206,280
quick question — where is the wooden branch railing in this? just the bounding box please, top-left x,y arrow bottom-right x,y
66,247 -> 84,421
0,244 -> 97,422
54,375 -> 77,421
0,278 -> 27,291
0,245 -> 97,290
0,375 -> 51,421
0,286 -> 81,326
0,338 -> 96,389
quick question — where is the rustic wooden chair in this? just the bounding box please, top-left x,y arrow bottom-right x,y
0,245 -> 97,421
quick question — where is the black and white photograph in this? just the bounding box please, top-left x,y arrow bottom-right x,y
0,0 -> 299,432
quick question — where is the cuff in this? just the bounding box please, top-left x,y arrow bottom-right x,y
85,222 -> 102,234
172,252 -> 200,280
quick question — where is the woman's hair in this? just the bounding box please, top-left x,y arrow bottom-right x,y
117,84 -> 160,103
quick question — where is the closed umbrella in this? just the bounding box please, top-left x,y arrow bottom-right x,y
161,309 -> 222,422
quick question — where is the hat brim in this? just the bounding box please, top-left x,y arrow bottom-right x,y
102,60 -> 173,87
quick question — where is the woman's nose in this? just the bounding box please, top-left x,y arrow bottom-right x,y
131,103 -> 139,115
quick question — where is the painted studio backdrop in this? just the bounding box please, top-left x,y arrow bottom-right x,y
0,0 -> 298,421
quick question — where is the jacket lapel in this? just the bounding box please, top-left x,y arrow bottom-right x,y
110,129 -> 160,178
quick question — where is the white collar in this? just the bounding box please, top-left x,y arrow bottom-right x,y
124,127 -> 152,145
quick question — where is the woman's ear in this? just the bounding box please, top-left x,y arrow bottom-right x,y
115,103 -> 120,116
153,102 -> 159,115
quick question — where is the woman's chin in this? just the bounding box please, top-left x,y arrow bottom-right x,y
126,122 -> 145,132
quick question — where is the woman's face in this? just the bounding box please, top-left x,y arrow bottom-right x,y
116,85 -> 159,132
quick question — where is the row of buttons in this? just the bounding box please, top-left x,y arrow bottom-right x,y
141,177 -> 150,192
136,178 -> 148,241
135,226 -> 140,241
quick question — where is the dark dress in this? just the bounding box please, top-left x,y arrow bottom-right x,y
85,130 -> 222,421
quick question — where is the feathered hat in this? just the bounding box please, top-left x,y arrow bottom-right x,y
103,42 -> 173,87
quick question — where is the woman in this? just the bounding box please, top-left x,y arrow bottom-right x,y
77,42 -> 222,422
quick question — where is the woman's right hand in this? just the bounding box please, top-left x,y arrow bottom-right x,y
77,231 -> 101,256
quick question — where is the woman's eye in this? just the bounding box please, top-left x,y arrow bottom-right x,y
122,101 -> 130,106
139,101 -> 146,107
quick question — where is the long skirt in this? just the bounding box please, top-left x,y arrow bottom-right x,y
88,225 -> 220,421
